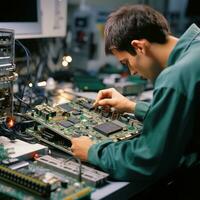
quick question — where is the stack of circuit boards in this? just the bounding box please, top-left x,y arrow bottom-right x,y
25,96 -> 142,154
0,154 -> 109,200
0,138 -> 109,200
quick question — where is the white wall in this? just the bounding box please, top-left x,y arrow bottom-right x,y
68,0 -> 167,12
67,0 -> 168,71
86,0 -> 142,10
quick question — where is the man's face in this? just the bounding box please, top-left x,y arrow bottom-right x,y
112,49 -> 161,80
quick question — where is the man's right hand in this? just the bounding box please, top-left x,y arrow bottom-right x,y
93,88 -> 136,113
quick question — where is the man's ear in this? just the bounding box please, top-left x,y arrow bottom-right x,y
131,39 -> 150,55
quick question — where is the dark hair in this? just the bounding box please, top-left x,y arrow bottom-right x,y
104,4 -> 170,55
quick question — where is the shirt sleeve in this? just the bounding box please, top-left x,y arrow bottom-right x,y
134,101 -> 150,120
88,87 -> 193,187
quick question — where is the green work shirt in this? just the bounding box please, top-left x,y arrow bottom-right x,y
88,24 -> 200,194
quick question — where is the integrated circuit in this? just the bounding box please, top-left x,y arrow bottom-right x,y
112,120 -> 127,128
59,103 -> 74,112
67,116 -> 80,124
59,121 -> 74,128
79,101 -> 94,110
93,122 -> 123,136
72,110 -> 82,115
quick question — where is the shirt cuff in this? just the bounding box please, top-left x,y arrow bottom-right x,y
88,140 -> 113,166
134,101 -> 150,120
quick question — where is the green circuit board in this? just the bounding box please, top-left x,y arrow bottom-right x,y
25,97 -> 142,154
0,159 -> 93,200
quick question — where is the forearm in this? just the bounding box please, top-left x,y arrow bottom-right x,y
88,88 -> 189,182
87,137 -> 158,181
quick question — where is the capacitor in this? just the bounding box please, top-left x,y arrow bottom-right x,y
61,180 -> 69,188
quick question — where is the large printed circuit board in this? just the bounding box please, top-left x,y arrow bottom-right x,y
25,96 -> 142,154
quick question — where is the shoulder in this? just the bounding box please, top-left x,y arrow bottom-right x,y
155,50 -> 200,98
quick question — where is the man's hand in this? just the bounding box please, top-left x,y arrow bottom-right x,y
93,88 -> 136,113
71,136 -> 94,161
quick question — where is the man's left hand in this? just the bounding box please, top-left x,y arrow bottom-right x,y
71,136 -> 94,161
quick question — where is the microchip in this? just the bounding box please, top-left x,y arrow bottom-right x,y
72,110 -> 82,115
93,122 -> 123,136
80,102 -> 94,110
59,103 -> 74,112
68,116 -> 80,124
59,121 -> 74,128
112,120 -> 127,128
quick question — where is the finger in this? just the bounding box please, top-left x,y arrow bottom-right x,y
72,136 -> 86,140
94,89 -> 113,106
70,144 -> 78,154
71,137 -> 79,145
94,90 -> 106,105
97,98 -> 115,107
97,89 -> 113,100
71,138 -> 76,143
70,145 -> 74,152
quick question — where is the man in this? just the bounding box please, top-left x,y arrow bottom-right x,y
71,4 -> 200,195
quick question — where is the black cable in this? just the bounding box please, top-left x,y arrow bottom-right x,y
15,40 -> 31,82
15,40 -> 48,112
76,158 -> 82,182
14,94 -> 32,110
15,40 -> 33,111
27,94 -> 48,105
0,122 -> 36,143
14,92 -> 49,113
0,113 -> 37,143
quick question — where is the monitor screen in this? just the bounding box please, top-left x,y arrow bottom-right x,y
0,0 -> 41,38
0,0 -> 67,39
186,0 -> 200,16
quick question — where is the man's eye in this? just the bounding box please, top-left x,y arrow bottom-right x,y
121,63 -> 127,67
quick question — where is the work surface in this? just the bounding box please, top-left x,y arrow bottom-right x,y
0,90 -> 152,199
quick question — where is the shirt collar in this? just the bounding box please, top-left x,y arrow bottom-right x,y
167,23 -> 200,66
